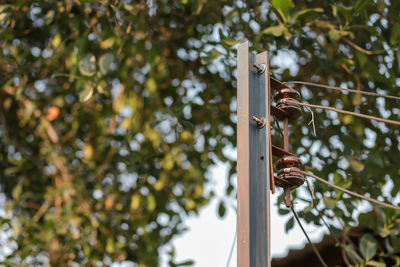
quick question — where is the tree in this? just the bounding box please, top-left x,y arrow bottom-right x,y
0,0 -> 399,266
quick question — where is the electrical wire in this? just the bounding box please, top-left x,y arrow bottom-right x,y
280,99 -> 400,126
290,205 -> 328,267
314,206 -> 341,244
288,81 -> 400,101
225,228 -> 237,267
304,177 -> 315,207
286,168 -> 400,211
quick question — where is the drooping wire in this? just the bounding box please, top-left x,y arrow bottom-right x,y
288,81 -> 400,101
304,177 -> 315,207
225,228 -> 237,267
280,99 -> 400,126
313,206 -> 341,244
290,205 -> 328,267
305,106 -> 317,136
302,175 -> 341,244
287,168 -> 400,211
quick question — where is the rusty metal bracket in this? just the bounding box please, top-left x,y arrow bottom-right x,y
271,106 -> 289,120
271,145 -> 295,158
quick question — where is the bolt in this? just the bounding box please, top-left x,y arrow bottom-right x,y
252,116 -> 266,129
253,63 -> 266,74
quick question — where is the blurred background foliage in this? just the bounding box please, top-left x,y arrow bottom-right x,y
0,0 -> 400,266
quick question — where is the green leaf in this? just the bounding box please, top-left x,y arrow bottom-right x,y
176,260 -> 195,266
106,238 -> 114,253
291,8 -> 323,22
12,181 -> 23,199
360,234 -> 378,261
218,200 -> 226,217
79,82 -> 94,102
323,197 -> 337,209
271,0 -> 292,15
366,260 -> 386,267
147,194 -> 156,212
310,20 -> 335,29
390,24 -> 400,46
396,50 -> 400,71
350,159 -> 365,172
356,50 -> 369,68
79,53 -> 96,76
130,194 -> 140,210
378,226 -> 391,238
353,93 -> 362,106
262,24 -> 285,37
99,53 -> 114,75
328,30 -> 341,41
221,37 -> 241,47
367,154 -> 384,168
145,78 -> 157,97
337,5 -> 355,24
344,244 -> 363,264
200,48 -> 222,65
278,208 -> 290,215
285,217 -> 294,232
354,0 -> 372,14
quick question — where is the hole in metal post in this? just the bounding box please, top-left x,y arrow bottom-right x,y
260,156 -> 264,160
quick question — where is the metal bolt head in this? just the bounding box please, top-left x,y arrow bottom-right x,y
252,116 -> 266,129
252,63 -> 266,74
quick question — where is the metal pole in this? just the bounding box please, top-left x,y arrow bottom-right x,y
237,41 -> 271,267
283,118 -> 289,151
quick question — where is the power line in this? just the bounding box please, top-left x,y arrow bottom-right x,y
286,168 -> 400,211
225,228 -> 236,267
280,99 -> 400,126
314,206 -> 340,244
290,205 -> 328,267
288,81 -> 400,101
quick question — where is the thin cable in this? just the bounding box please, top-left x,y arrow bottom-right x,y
304,177 -> 315,207
314,206 -> 341,244
290,205 -> 328,267
288,168 -> 400,211
275,117 -> 284,138
225,228 -> 237,267
288,81 -> 400,101
303,179 -> 340,243
281,99 -> 400,126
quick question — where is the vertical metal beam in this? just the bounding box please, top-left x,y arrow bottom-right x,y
237,41 -> 251,267
237,42 -> 271,267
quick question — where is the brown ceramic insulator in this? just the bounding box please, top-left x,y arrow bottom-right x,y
273,87 -> 300,102
275,155 -> 305,189
273,87 -> 302,121
275,155 -> 302,170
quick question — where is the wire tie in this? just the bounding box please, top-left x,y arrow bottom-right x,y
305,106 -> 317,136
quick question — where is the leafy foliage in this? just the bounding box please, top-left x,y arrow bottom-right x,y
1,0 -> 400,266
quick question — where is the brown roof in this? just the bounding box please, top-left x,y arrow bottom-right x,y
271,236 -> 345,267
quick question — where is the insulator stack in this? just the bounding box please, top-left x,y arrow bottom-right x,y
271,83 -> 304,207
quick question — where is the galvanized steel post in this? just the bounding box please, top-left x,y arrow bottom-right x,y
237,41 -> 271,267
